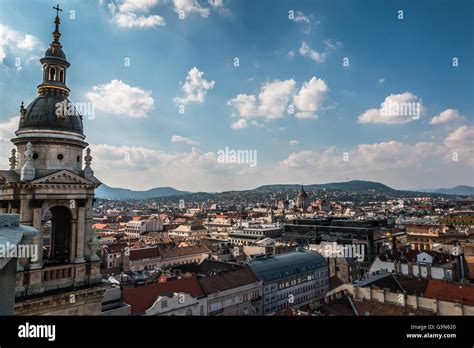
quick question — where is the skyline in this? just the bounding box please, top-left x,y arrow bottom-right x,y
0,0 -> 473,192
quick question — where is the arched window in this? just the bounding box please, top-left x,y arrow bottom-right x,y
49,67 -> 56,81
42,206 -> 72,263
59,69 -> 64,83
186,309 -> 193,316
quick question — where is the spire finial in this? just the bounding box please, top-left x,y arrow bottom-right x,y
20,101 -> 26,117
84,147 -> 95,179
52,4 -> 63,45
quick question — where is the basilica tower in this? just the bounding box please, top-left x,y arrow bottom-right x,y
0,6 -> 105,315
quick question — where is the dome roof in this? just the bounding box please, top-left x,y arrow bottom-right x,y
17,95 -> 84,135
44,46 -> 67,60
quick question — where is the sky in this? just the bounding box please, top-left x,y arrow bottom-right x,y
0,0 -> 473,192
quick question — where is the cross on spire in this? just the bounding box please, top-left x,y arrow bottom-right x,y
51,4 -> 63,45
53,4 -> 62,17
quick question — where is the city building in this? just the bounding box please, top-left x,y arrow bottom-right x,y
295,185 -> 309,210
198,267 -> 263,315
249,249 -> 329,315
122,276 -> 206,315
229,223 -> 283,246
369,250 -> 458,281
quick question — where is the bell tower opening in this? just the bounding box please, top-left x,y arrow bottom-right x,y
42,206 -> 72,264
49,67 -> 56,81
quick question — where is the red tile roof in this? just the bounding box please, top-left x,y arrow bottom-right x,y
122,276 -> 205,314
106,243 -> 127,254
424,279 -> 474,305
129,246 -> 160,261
93,223 -> 109,230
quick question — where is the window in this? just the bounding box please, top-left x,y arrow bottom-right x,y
59,69 -> 64,82
161,300 -> 167,308
49,67 -> 56,81
186,309 -> 193,316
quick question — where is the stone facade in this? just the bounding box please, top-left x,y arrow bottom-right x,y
0,10 -> 107,315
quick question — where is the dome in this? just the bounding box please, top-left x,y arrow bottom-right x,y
17,95 -> 84,135
44,46 -> 67,60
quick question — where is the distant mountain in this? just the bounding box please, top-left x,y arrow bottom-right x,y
95,180 -> 472,201
319,180 -> 396,193
434,185 -> 474,196
95,184 -> 190,200
410,185 -> 474,196
256,180 -> 397,194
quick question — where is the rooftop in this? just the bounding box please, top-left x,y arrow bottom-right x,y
249,250 -> 327,282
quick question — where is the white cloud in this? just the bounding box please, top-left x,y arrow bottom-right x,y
118,0 -> 158,12
86,79 -> 154,118
107,0 -> 165,28
276,135 -> 473,189
227,79 -> 296,121
90,143 -> 252,191
430,109 -> 465,125
173,67 -> 215,105
378,78 -> 385,84
0,116 -> 19,141
291,11 -> 310,24
173,0 -> 210,17
444,125 -> 474,165
289,140 -> 299,146
298,40 -> 342,63
231,119 -> 248,130
0,116 -> 19,168
293,77 -> 328,119
358,92 -> 424,124
228,77 -> 328,124
299,41 -> 324,63
17,34 -> 41,51
0,25 -> 42,64
87,124 -> 474,191
171,135 -> 198,145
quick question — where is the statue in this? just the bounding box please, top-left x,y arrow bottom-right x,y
20,142 -> 35,181
88,230 -> 100,261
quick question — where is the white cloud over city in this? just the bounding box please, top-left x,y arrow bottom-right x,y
86,79 -> 154,118
0,24 -> 42,65
173,67 -> 215,105
227,76 -> 328,124
358,92 -> 425,124
107,0 -> 166,28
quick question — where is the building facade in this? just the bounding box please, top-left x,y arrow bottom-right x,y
249,249 -> 329,315
0,10 -> 106,315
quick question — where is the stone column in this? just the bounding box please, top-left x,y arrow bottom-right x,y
70,218 -> 77,262
29,206 -> 44,270
74,206 -> 85,263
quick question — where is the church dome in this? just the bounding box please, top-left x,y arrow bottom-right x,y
17,95 -> 84,135
44,46 -> 67,60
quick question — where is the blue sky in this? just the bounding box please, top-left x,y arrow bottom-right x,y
0,0 -> 473,191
